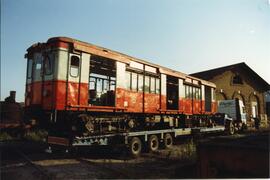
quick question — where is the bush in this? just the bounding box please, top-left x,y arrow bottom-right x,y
0,132 -> 13,141
24,129 -> 48,142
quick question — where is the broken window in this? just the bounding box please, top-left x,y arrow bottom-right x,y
89,56 -> 116,106
167,75 -> 179,110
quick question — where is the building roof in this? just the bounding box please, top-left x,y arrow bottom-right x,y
190,62 -> 270,91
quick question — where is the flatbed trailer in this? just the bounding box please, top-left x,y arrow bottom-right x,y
47,125 -> 226,156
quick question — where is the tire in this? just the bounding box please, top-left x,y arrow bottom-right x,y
148,135 -> 159,152
164,133 -> 173,149
129,137 -> 142,157
226,121 -> 235,135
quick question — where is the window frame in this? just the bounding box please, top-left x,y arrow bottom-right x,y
27,59 -> 33,79
44,53 -> 54,75
70,55 -> 80,77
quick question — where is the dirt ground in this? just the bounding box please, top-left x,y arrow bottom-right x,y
1,138 -> 197,179
0,129 -> 269,179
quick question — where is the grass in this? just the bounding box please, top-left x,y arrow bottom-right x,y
154,138 -> 197,161
176,138 -> 197,161
0,132 -> 14,141
23,129 -> 48,142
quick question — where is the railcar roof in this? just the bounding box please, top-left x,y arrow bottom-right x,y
29,36 -> 216,88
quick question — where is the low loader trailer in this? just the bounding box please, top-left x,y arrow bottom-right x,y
47,124 -> 227,156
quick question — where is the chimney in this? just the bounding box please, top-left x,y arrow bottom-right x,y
10,91 -> 16,102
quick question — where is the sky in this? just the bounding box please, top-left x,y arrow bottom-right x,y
1,0 -> 270,102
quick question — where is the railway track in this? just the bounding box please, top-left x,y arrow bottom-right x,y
1,149 -> 52,180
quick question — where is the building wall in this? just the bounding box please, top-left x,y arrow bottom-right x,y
208,70 -> 267,126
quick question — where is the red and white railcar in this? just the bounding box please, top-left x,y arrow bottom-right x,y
25,37 -> 217,135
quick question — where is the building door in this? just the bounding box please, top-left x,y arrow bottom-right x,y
251,102 -> 258,118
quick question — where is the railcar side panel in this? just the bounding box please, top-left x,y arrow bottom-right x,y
144,93 -> 160,113
124,90 -> 143,112
160,74 -> 167,110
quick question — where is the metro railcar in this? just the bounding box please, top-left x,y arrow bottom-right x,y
25,37 -> 217,136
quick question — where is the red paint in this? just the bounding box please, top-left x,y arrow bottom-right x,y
121,89 -> 143,112
182,99 -> 192,115
115,88 -> 160,113
49,41 -> 69,49
193,99 -> 201,114
26,80 -> 88,110
144,93 -> 160,113
160,95 -> 166,111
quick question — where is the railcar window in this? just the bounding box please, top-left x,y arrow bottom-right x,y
138,74 -> 143,92
193,87 -> 201,100
44,53 -> 53,75
131,72 -> 138,91
27,59 -> 33,78
144,76 -> 150,93
156,78 -> 160,94
70,55 -> 80,77
150,77 -> 155,93
89,73 -> 116,106
35,56 -> 42,70
126,71 -> 159,94
185,85 -> 199,99
126,72 -> 131,90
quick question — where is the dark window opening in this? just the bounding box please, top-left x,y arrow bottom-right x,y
44,53 -> 54,75
205,86 -> 212,112
70,55 -> 80,77
167,75 -> 179,110
232,75 -> 243,85
27,59 -> 33,79
89,56 -> 116,106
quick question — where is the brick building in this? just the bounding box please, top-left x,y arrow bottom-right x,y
191,62 -> 270,127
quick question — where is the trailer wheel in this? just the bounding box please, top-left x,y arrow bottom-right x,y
129,137 -> 142,157
164,133 -> 173,149
148,135 -> 159,152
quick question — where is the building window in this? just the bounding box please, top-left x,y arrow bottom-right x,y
232,74 -> 243,85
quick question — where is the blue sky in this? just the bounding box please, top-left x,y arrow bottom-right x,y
1,0 -> 270,102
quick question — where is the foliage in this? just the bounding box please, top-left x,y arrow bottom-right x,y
24,129 -> 48,142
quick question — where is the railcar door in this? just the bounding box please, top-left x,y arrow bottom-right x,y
166,75 -> 179,110
205,86 -> 212,112
41,52 -> 55,109
88,55 -> 116,106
